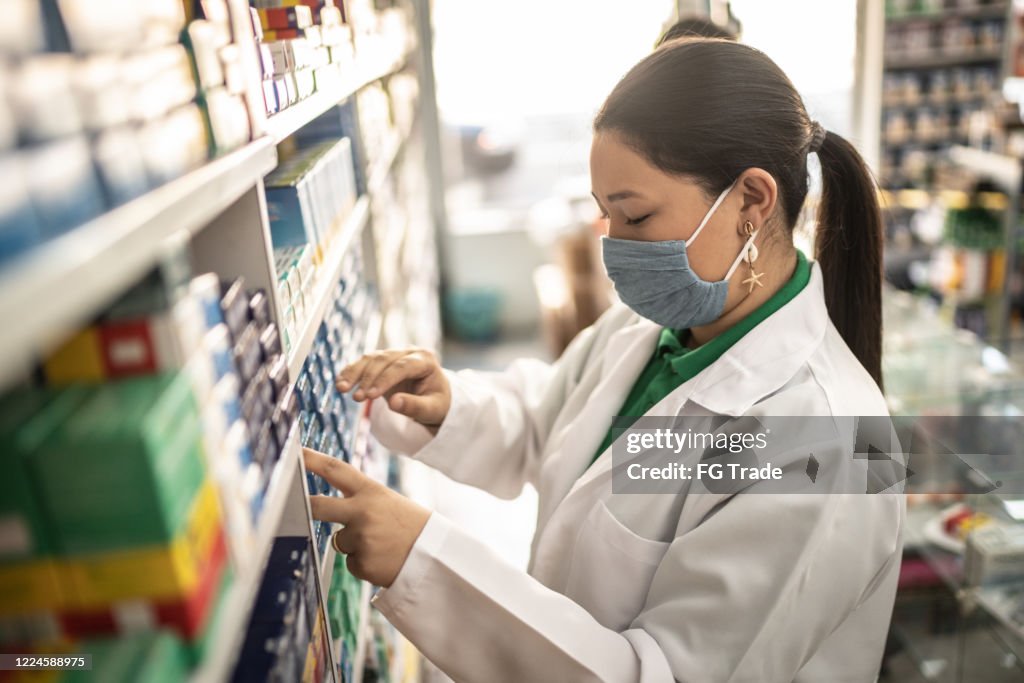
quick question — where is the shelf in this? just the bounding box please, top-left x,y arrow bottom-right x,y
265,49 -> 409,143
886,3 -> 1009,24
367,128 -> 407,197
351,581 -> 374,683
885,49 -> 1004,70
320,539 -> 337,602
287,197 -> 372,379
949,145 -> 1023,190
191,425 -> 301,683
0,138 -> 278,391
882,95 -> 992,111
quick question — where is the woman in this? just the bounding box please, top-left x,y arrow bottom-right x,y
305,39 -> 904,682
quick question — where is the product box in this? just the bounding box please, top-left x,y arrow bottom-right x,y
0,155 -> 42,265
59,529 -> 228,641
30,374 -> 206,555
24,136 -> 106,237
93,126 -> 151,207
258,6 -> 314,31
201,88 -> 251,156
60,481 -> 221,608
59,631 -> 190,683
183,20 -> 226,91
138,104 -> 209,185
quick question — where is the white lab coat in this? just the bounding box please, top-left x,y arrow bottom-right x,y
369,262 -> 905,683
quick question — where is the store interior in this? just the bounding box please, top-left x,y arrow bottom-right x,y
1,0 -> 1024,681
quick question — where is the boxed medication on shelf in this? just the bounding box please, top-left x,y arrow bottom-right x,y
258,6 -> 315,31
0,156 -> 42,265
11,56 -> 83,143
30,373 -> 206,554
24,136 -> 106,237
0,0 -> 47,56
138,104 -> 208,185
93,125 -> 151,206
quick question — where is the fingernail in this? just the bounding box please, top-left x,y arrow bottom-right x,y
337,380 -> 350,391
353,390 -> 364,401
392,396 -> 404,410
367,387 -> 379,398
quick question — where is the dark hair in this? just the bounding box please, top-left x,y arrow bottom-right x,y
657,17 -> 737,44
594,39 -> 884,389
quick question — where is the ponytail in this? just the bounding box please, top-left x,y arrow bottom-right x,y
814,131 -> 884,390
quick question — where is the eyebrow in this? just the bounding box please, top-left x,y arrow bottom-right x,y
591,190 -> 645,204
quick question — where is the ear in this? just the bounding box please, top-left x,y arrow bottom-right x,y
737,168 -> 778,229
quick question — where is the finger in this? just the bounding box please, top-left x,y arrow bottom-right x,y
309,494 -> 357,524
388,392 -> 444,425
352,353 -> 408,401
364,353 -> 433,400
303,448 -> 368,496
336,354 -> 375,392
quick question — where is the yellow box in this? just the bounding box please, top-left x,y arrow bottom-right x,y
62,482 -> 221,608
43,329 -> 105,383
0,559 -> 66,616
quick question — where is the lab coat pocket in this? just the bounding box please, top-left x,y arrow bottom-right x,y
566,500 -> 671,631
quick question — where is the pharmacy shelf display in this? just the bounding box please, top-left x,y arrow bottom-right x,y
0,1 -> 441,682
880,2 -> 1010,189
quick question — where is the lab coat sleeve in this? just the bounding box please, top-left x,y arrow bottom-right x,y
369,309 -> 623,499
372,488 -> 902,683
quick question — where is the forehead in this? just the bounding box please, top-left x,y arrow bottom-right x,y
590,131 -> 683,195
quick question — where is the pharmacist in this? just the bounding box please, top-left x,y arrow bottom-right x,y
305,39 -> 905,682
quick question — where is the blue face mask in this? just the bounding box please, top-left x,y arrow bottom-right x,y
601,180 -> 760,329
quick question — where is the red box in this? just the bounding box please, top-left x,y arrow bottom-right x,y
258,6 -> 313,31
59,531 -> 228,641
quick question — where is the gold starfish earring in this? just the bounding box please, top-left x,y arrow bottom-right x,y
739,221 -> 765,293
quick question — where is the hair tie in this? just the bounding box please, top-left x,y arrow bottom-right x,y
808,122 -> 826,154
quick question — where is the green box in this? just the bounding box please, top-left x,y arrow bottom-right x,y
31,374 -> 206,554
0,388 -> 92,559
59,631 -> 189,683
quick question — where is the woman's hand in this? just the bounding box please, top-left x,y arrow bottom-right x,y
304,447 -> 431,587
336,348 -> 450,433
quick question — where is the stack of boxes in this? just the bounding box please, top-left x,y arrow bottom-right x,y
251,1 -> 355,117
0,0 -> 258,268
326,551 -> 363,682
299,241 -> 378,557
232,536 -> 332,682
266,137 -> 358,257
266,136 -> 359,353
274,244 -> 317,355
0,253 -> 298,673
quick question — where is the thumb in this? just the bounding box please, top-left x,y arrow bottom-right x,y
388,392 -> 444,426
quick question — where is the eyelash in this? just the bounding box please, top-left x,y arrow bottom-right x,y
599,211 -> 651,226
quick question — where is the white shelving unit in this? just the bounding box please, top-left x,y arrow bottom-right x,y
0,139 -> 277,389
0,0 -> 444,680
191,426 -> 303,683
265,48 -> 409,144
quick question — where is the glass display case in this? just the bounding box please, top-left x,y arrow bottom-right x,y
883,288 -> 1024,681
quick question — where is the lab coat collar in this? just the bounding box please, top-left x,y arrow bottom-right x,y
685,261 -> 829,416
568,262 -> 829,495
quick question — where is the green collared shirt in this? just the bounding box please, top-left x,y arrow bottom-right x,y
591,250 -> 811,466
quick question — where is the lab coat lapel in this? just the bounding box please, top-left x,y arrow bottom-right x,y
542,264 -> 831,546
537,316 -> 660,510
529,317 -> 660,570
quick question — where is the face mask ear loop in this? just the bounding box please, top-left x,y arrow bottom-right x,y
724,230 -> 759,281
685,180 -> 738,248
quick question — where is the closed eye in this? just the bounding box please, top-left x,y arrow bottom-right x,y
625,214 -> 652,226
